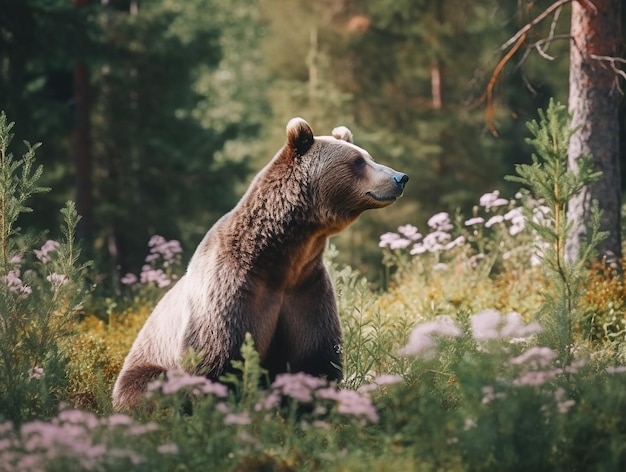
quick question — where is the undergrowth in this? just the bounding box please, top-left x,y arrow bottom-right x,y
1,104 -> 626,471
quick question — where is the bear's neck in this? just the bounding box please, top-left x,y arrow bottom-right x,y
224,182 -> 328,287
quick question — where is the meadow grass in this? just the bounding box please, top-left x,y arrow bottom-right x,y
1,104 -> 626,471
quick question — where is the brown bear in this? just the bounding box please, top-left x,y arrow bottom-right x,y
112,118 -> 408,410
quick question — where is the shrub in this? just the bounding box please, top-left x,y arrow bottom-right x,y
0,112 -> 88,425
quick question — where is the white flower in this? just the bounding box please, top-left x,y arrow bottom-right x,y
464,217 -> 484,226
479,190 -> 508,211
485,215 -> 504,228
397,224 -> 422,240
427,212 -> 453,231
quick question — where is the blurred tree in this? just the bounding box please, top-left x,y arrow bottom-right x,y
259,0 -> 570,275
90,0 -> 267,284
73,0 -> 93,250
2,0 -> 268,286
0,0 -> 95,228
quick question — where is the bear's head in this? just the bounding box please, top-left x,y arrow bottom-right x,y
284,117 -> 408,233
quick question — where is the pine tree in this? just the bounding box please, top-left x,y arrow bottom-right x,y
506,99 -> 607,366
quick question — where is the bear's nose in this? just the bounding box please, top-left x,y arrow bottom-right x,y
393,173 -> 409,190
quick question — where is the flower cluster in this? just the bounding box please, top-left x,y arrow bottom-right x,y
470,309 -> 541,343
121,235 -> 183,289
400,309 -> 542,359
1,268 -> 32,298
145,235 -> 183,267
34,240 -> 60,264
254,372 -> 383,425
399,315 -> 462,357
379,190 -> 552,269
147,368 -> 228,399
46,273 -> 68,289
0,408 -> 166,471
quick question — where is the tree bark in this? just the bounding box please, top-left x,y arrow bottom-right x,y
566,0 -> 622,263
73,0 -> 93,250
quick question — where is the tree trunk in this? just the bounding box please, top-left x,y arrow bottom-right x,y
566,0 -> 622,263
73,0 -> 93,251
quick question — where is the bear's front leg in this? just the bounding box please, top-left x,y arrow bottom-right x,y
264,267 -> 343,381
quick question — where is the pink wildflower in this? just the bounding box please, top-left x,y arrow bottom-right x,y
334,390 -> 379,423
470,309 -> 500,340
500,311 -> 542,338
34,240 -> 60,263
9,254 -> 23,264
105,414 -> 134,427
481,385 -> 505,404
126,422 -> 158,436
148,235 -> 166,247
606,366 -> 626,374
470,309 -> 541,341
255,391 -> 281,411
120,273 -> 138,285
271,372 -> 328,403
315,387 -> 341,401
108,448 -> 145,465
1,269 -> 32,297
554,387 -> 575,414
29,366 -> 44,380
464,418 -> 477,431
139,266 -> 171,288
57,409 -> 99,430
46,273 -> 68,288
400,315 -> 461,357
372,374 -> 403,386
147,235 -> 183,266
512,370 -> 557,387
158,369 -> 227,397
357,374 -> 403,394
224,412 -> 251,426
508,347 -> 556,369
157,443 -> 179,455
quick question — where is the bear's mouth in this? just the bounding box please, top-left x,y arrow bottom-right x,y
366,191 -> 398,203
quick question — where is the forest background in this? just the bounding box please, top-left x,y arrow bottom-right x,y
2,0 -> 625,290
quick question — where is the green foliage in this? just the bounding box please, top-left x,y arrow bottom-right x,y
0,113 -> 88,425
1,104 -> 626,470
220,332 -> 269,405
506,99 -> 607,366
0,112 -> 49,267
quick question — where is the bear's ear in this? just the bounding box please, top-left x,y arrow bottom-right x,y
286,117 -> 314,156
332,126 -> 353,143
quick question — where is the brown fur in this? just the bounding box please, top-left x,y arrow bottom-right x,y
112,118 -> 408,410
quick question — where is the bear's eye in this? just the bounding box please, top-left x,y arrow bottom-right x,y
353,156 -> 366,168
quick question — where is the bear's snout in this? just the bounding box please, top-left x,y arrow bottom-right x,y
393,173 -> 409,191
